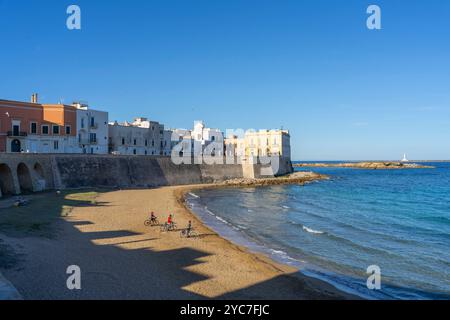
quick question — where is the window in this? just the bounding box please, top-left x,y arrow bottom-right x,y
78,134 -> 82,142
133,139 -> 137,146
42,125 -> 49,135
152,140 -> 154,147
12,125 -> 20,136
90,148 -> 94,154
90,133 -> 97,143
212,136 -> 215,141
54,141 -> 59,150
65,126 -> 71,135
30,122 -> 37,134
122,138 -> 125,145
145,140 -> 148,146
90,117 -> 95,127
133,149 -> 137,155
53,125 -> 60,135
145,151 -> 148,155
81,118 -> 85,129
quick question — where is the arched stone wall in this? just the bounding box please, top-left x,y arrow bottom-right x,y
0,163 -> 16,195
17,163 -> 33,193
33,162 -> 47,191
0,155 -> 53,198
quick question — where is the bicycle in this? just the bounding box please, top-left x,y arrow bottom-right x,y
144,217 -> 159,227
160,222 -> 177,232
180,228 -> 198,238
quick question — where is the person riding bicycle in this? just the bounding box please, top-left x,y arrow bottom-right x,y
167,214 -> 174,228
186,220 -> 193,237
150,212 -> 157,223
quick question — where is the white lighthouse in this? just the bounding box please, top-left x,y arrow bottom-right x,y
401,153 -> 409,162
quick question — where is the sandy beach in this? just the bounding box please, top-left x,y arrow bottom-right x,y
0,184 -> 356,300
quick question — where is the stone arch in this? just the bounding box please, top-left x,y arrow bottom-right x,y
17,163 -> 33,193
33,162 -> 47,191
0,163 -> 15,196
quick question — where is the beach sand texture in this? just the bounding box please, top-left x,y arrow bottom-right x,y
0,186 -> 355,300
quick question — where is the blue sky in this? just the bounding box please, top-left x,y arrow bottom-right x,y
1,0 -> 449,160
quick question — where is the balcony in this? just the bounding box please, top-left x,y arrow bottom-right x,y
7,131 -> 28,137
89,123 -> 98,129
79,139 -> 97,145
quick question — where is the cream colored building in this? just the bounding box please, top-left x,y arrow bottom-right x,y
225,129 -> 291,160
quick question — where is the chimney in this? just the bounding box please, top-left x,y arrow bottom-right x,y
31,93 -> 38,103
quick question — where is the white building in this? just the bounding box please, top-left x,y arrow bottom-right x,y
108,117 -> 166,156
162,129 -> 173,156
74,103 -> 109,154
191,121 -> 224,156
191,121 -> 223,146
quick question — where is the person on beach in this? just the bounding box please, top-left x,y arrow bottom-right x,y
168,214 -> 173,226
150,212 -> 157,223
186,220 -> 192,237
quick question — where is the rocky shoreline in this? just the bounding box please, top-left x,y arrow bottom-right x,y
217,171 -> 328,187
294,162 -> 434,170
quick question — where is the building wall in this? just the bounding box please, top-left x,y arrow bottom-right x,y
162,130 -> 173,156
244,130 -> 291,158
76,108 -> 109,154
0,100 -> 78,154
108,123 -> 162,156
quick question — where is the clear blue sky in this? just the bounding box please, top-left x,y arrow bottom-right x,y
1,0 -> 449,160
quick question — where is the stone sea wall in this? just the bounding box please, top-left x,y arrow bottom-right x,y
0,154 -> 292,197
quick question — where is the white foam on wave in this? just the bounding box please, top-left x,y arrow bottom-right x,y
247,209 -> 254,213
282,205 -> 290,209
215,216 -> 229,225
268,249 -> 299,263
302,226 -> 324,234
204,207 -> 215,216
188,192 -> 200,198
270,249 -> 287,255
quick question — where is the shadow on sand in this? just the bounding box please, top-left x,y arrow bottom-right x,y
1,190 -> 446,300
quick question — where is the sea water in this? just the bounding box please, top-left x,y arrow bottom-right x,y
186,162 -> 450,300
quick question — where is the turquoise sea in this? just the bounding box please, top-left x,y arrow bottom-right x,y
186,162 -> 450,299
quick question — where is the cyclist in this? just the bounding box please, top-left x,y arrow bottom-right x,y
186,221 -> 193,237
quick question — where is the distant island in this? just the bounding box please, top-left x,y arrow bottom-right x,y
293,162 -> 435,169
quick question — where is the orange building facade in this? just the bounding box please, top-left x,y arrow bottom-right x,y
0,97 -> 78,153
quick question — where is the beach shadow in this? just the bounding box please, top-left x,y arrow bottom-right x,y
2,188 -> 448,300
0,190 -> 216,299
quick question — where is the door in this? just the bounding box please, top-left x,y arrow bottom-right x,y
11,139 -> 21,152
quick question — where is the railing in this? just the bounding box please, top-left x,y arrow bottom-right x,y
90,123 -> 98,129
7,131 -> 28,137
79,139 -> 97,145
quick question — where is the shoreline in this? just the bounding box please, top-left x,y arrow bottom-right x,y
173,174 -> 361,300
0,172 -> 358,300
